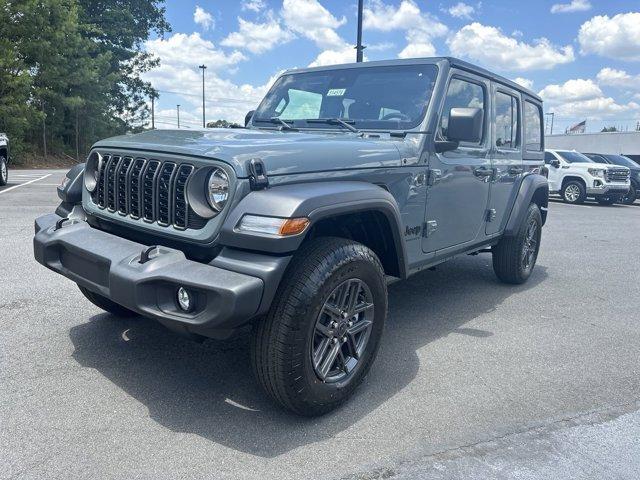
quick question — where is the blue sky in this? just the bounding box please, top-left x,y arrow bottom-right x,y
143,0 -> 640,133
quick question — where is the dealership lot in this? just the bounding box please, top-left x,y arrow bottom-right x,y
1,169 -> 639,479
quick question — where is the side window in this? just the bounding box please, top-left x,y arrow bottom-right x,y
495,91 -> 519,149
524,101 -> 542,151
440,77 -> 485,145
544,151 -> 556,164
279,89 -> 322,119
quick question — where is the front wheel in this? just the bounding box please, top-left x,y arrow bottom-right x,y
492,203 -> 542,285
251,237 -> 387,416
0,156 -> 8,186
561,180 -> 586,204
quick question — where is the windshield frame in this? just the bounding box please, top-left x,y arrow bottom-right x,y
251,63 -> 440,133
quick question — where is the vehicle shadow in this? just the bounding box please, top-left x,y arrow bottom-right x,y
69,255 -> 547,458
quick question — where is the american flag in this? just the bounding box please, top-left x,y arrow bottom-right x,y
566,120 -> 586,134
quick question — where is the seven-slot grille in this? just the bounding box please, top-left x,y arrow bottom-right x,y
90,154 -> 201,229
605,168 -> 630,183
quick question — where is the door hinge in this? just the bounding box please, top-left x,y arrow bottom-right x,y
423,220 -> 438,237
248,158 -> 269,190
427,169 -> 442,186
486,208 -> 497,222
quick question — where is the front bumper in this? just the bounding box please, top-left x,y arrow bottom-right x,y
587,183 -> 630,196
34,213 -> 273,338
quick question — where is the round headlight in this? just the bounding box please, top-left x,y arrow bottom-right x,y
84,151 -> 103,193
206,168 -> 229,211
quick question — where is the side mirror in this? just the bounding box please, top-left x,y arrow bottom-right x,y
550,159 -> 560,168
245,110 -> 255,127
447,107 -> 483,143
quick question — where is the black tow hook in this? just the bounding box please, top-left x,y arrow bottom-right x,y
139,246 -> 160,264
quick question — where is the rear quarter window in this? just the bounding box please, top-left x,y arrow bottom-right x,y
524,101 -> 543,152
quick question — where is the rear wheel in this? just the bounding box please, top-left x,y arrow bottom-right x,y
561,180 -> 586,204
0,157 -> 7,186
78,285 -> 138,317
492,203 -> 542,285
251,237 -> 387,416
622,184 -> 637,205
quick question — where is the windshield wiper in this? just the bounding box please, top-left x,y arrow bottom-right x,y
254,117 -> 298,131
306,118 -> 360,133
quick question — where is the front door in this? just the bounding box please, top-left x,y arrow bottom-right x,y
422,72 -> 492,253
545,151 -> 563,191
486,84 -> 523,235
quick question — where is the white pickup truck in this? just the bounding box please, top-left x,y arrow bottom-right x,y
544,149 -> 630,205
0,133 -> 8,186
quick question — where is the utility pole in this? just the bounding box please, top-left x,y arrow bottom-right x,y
355,0 -> 365,62
545,112 -> 555,135
177,104 -> 181,129
151,93 -> 157,129
199,64 -> 207,128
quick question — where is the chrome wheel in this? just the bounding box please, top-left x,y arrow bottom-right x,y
521,218 -> 539,271
564,184 -> 580,202
311,278 -> 374,383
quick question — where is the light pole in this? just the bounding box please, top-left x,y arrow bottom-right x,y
151,92 -> 158,130
199,64 -> 207,128
177,104 -> 181,129
355,0 -> 365,62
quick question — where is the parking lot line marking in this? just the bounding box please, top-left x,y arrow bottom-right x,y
0,174 -> 51,195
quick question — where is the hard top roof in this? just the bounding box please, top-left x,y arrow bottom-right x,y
284,56 -> 542,102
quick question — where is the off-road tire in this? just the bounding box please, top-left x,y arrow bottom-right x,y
251,237 -> 387,416
561,180 -> 586,204
596,196 -> 617,206
492,203 -> 542,285
622,184 -> 636,205
0,156 -> 7,186
78,285 -> 138,317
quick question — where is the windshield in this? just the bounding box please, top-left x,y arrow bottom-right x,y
558,151 -> 594,163
606,155 -> 638,168
253,64 -> 439,131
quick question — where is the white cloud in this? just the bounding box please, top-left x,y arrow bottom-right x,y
578,13 -> 640,61
538,78 -> 603,104
447,2 -> 475,19
193,6 -> 214,30
447,23 -> 575,71
143,33 -> 272,125
309,46 -> 359,67
550,0 -> 591,14
282,0 -> 347,50
513,77 -> 534,90
364,0 -> 447,59
596,68 -> 640,91
221,17 -> 292,54
242,0 -> 266,12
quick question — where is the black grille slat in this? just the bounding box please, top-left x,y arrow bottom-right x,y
173,165 -> 194,229
606,169 -> 629,182
129,159 -> 146,219
116,157 -> 133,215
142,160 -> 161,222
105,156 -> 122,211
90,153 -> 205,229
156,162 -> 177,226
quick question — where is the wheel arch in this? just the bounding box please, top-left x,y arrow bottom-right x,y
219,181 -> 408,278
504,173 -> 549,236
561,175 -> 587,190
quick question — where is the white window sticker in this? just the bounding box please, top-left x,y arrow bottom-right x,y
327,88 -> 346,97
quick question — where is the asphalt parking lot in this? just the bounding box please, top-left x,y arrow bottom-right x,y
1,169 -> 639,479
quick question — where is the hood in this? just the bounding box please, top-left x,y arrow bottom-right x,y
568,162 -> 628,172
92,128 -> 406,177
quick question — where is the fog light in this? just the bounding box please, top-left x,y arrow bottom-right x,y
177,287 -> 193,312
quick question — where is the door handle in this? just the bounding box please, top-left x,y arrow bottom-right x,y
474,166 -> 493,178
508,166 -> 524,175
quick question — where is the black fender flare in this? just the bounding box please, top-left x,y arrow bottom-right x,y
504,173 -> 549,236
219,181 -> 408,277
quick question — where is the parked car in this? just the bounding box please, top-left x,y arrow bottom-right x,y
583,153 -> 639,205
34,57 -> 549,416
544,149 -> 630,205
0,133 -> 9,186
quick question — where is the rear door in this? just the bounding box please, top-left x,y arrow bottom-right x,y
422,71 -> 492,253
486,84 -> 523,235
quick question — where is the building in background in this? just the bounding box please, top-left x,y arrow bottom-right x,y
545,131 -> 640,163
